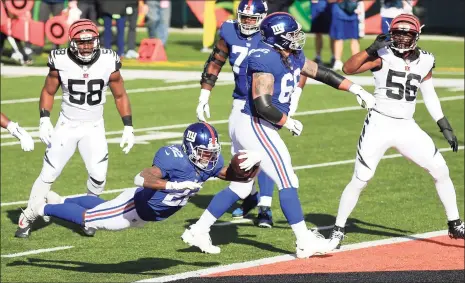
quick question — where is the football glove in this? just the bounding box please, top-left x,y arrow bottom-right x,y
288,86 -> 302,117
39,117 -> 54,146
166,181 -> 202,191
120,126 -> 135,154
283,117 -> 303,136
437,117 -> 459,152
7,121 -> 34,151
349,84 -> 376,109
238,149 -> 262,171
196,89 -> 211,122
365,34 -> 392,57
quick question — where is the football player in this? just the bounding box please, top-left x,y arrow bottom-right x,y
183,12 -> 376,258
328,14 -> 464,250
22,123 -> 261,253
15,19 -> 135,238
1,112 -> 34,152
196,0 -> 306,228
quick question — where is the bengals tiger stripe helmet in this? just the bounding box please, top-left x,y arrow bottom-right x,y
389,14 -> 423,54
68,19 -> 100,63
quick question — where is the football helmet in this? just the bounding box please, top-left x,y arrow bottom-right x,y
237,0 -> 268,36
389,13 -> 423,54
260,12 -> 305,50
182,122 -> 221,171
68,19 -> 100,63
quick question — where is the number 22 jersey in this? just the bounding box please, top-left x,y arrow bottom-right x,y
47,48 -> 122,121
372,47 -> 435,119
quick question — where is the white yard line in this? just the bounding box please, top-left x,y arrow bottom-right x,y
1,146 -> 462,208
1,95 -> 463,146
1,246 -> 74,258
135,230 -> 449,282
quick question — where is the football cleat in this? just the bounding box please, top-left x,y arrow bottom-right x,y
232,193 -> 258,219
328,225 -> 346,250
448,219 -> 464,239
296,229 -> 330,258
257,206 -> 273,228
181,226 -> 221,254
14,207 -> 38,238
82,226 -> 97,237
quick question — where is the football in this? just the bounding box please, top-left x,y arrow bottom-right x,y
228,152 -> 260,181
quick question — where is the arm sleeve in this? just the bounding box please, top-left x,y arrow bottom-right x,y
420,78 -> 444,122
152,147 -> 174,179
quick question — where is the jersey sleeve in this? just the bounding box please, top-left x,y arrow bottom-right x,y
247,53 -> 273,74
47,51 -> 58,70
219,20 -> 234,47
113,51 -> 122,72
211,154 -> 225,178
152,147 -> 177,179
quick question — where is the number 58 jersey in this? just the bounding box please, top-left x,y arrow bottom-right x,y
372,47 -> 435,119
47,48 -> 122,121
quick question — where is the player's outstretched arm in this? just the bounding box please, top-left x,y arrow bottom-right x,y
197,38 -> 229,122
252,72 -> 303,136
109,70 -> 135,154
38,69 -> 60,146
301,60 -> 376,109
342,34 -> 389,75
420,71 -> 459,152
1,112 -> 34,151
134,166 -> 202,190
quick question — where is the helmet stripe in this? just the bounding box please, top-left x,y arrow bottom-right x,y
202,122 -> 216,145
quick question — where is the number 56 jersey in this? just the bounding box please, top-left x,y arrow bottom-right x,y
47,48 -> 122,121
372,47 -> 435,119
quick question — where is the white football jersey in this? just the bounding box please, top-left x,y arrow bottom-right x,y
47,48 -> 122,121
372,47 -> 435,119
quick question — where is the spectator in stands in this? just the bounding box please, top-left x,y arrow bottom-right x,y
73,0 -> 98,23
28,0 -> 66,55
98,0 -> 128,57
125,0 -> 145,59
380,0 -> 413,34
310,0 -> 335,66
267,0 -> 295,14
330,0 -> 360,71
146,0 -> 171,46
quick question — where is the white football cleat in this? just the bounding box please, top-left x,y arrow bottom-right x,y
181,226 -> 221,254
295,229 -> 330,259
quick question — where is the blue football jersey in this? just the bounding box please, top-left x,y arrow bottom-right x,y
220,20 -> 262,100
134,144 -> 224,221
243,41 -> 306,119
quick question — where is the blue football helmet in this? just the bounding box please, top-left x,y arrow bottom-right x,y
182,122 -> 221,171
237,0 -> 268,36
260,12 -> 306,50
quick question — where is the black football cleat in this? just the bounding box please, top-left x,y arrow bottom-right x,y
14,207 -> 37,238
448,219 -> 464,239
257,206 -> 273,228
82,226 -> 97,237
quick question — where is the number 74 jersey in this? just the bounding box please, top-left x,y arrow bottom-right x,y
47,48 -> 122,121
372,47 -> 435,119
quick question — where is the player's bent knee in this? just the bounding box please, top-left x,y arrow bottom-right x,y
354,167 -> 374,183
427,153 -> 449,181
229,181 -> 254,199
349,175 -> 368,191
290,173 -> 299,188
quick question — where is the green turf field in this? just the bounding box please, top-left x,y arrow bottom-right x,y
0,35 -> 463,282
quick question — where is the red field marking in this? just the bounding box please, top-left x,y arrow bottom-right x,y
207,236 -> 464,277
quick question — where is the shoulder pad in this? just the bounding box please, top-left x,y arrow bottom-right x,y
419,49 -> 435,69
99,48 -> 122,72
47,48 -> 68,69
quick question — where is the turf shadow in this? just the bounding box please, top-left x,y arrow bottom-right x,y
7,257 -> 219,275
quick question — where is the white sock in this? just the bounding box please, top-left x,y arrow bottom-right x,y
291,220 -> 308,243
192,210 -> 217,233
27,177 -> 52,207
335,176 -> 367,227
435,176 -> 460,221
258,196 -> 272,207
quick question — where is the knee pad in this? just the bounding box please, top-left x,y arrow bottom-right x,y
354,166 -> 375,182
39,167 -> 60,184
229,181 -> 254,199
349,175 -> 368,192
87,176 -> 106,196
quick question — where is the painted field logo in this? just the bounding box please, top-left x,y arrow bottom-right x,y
271,23 -> 285,35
